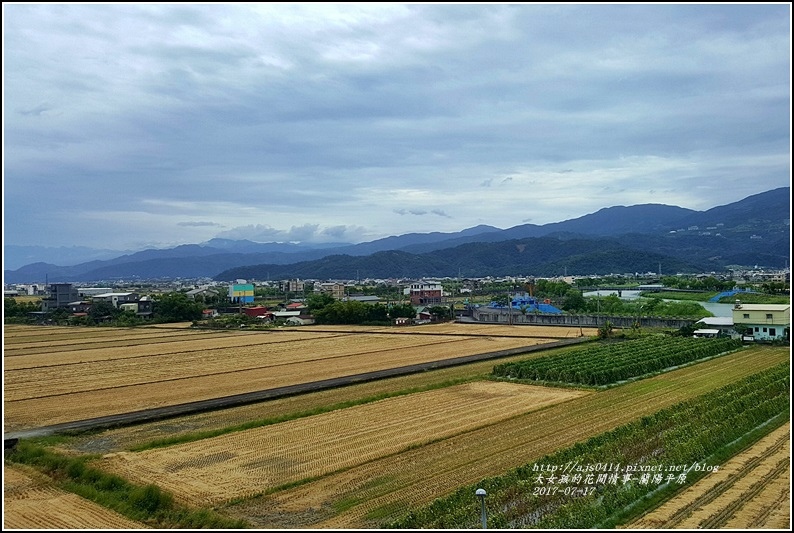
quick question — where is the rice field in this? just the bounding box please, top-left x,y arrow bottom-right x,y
98,382 -> 589,506
3,464 -> 148,529
3,323 -> 572,430
220,346 -> 789,528
61,344 -> 591,455
5,324 -> 787,530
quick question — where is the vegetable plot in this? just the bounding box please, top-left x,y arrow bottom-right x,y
493,337 -> 742,385
387,362 -> 789,529
628,423 -> 790,529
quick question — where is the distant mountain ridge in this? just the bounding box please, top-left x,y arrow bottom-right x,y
215,237 -> 705,281
4,187 -> 789,283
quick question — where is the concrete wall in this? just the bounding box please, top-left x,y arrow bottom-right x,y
471,307 -> 696,329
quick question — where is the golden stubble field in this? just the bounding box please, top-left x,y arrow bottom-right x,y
3,464 -> 148,529
223,347 -> 789,528
3,323 -> 588,431
98,381 -> 589,506
2,322 -> 788,530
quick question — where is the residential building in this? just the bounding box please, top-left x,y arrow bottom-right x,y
406,282 -> 443,306
316,282 -> 346,299
41,283 -> 80,311
118,296 -> 153,318
280,279 -> 305,294
229,283 -> 254,304
732,302 -> 790,341
93,292 -> 140,308
68,301 -> 93,313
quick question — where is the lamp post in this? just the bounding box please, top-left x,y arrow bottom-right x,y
475,488 -> 487,528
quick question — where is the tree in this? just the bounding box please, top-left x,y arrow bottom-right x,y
597,321 -> 614,339
4,297 -> 39,323
427,305 -> 452,321
153,292 -> 204,322
88,301 -> 120,321
389,303 -> 416,319
306,292 -> 335,312
562,289 -> 586,312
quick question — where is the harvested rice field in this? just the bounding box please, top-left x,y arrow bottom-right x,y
62,345 -> 587,455
98,382 -> 589,506
3,464 -> 147,529
627,422 -> 791,529
4,323 -> 578,431
221,347 -> 788,528
5,322 -> 788,530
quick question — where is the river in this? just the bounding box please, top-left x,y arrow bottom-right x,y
582,290 -> 734,317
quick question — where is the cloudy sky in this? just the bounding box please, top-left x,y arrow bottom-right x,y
3,3 -> 791,251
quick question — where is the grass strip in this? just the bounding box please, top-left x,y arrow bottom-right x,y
5,440 -> 249,529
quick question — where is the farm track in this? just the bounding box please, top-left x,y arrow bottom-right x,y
627,423 -> 791,529
225,348 -> 787,529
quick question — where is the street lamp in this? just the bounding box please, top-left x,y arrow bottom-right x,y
475,488 -> 487,528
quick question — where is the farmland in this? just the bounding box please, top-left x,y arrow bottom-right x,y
387,362 -> 789,528
492,336 -> 742,385
235,347 -> 788,528
98,382 -> 589,506
627,422 -> 790,529
3,464 -> 148,529
4,323 -> 581,431
3,323 -> 789,529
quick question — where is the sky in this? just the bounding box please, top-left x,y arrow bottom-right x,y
3,2 -> 791,252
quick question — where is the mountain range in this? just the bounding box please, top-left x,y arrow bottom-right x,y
4,187 -> 789,284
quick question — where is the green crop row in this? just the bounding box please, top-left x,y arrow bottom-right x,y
385,362 -> 789,529
492,337 -> 741,385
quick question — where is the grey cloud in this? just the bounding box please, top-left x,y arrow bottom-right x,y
3,3 -> 790,249
177,221 -> 224,227
18,103 -> 54,116
214,223 -> 367,243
